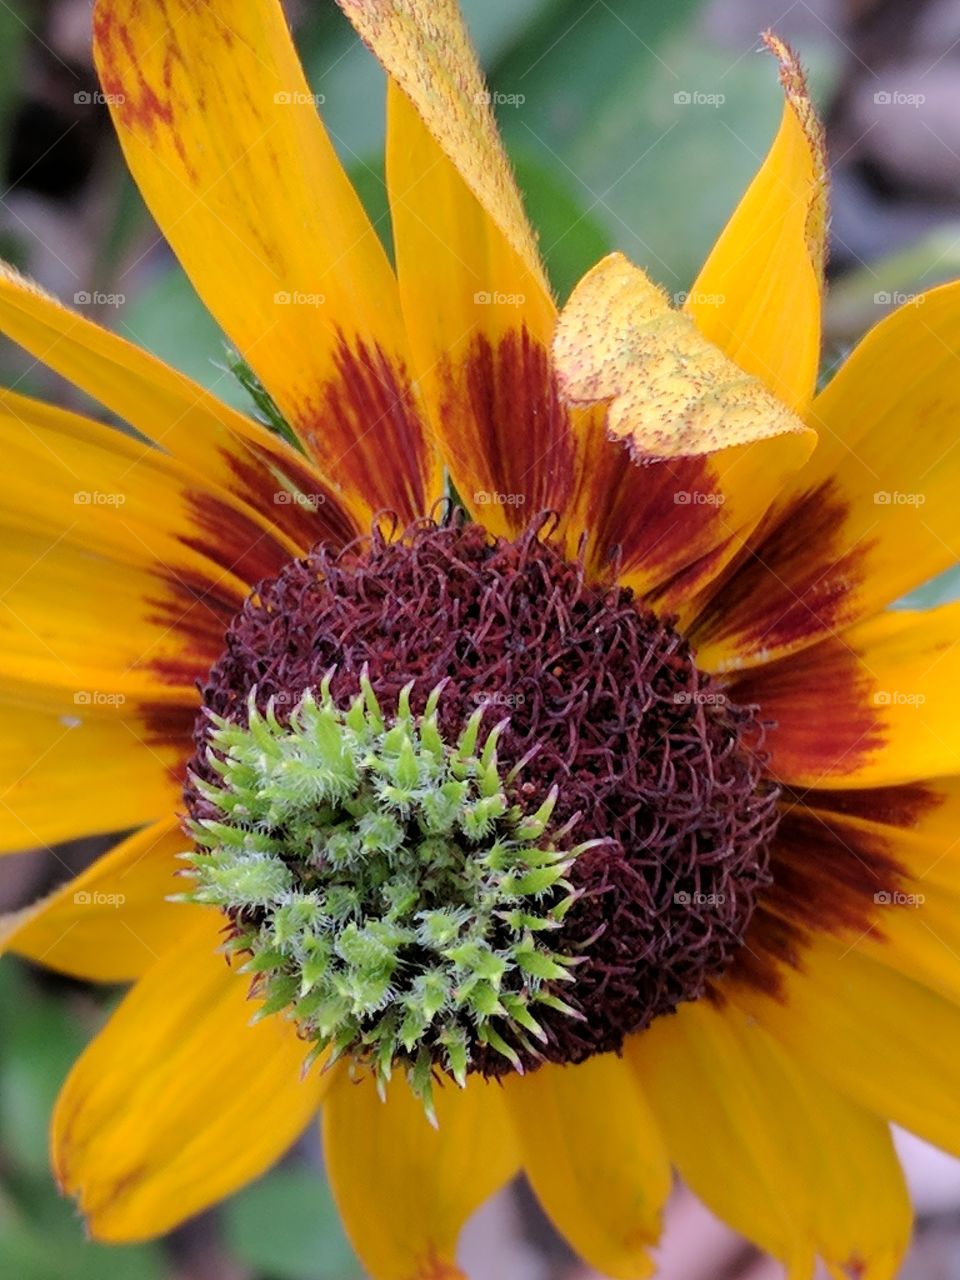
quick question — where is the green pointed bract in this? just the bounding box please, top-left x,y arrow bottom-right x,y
182,677 -> 588,1115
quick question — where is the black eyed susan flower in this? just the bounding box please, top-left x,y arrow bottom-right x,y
2,1 -> 960,1278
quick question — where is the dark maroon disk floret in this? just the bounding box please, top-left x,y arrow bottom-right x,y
187,513 -> 779,1069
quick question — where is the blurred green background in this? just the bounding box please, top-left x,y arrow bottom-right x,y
3,1 -> 960,1278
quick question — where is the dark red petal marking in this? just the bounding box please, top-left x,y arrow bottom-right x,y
221,446 -> 359,552
791,781 -> 939,829
727,636 -> 885,785
441,330 -> 575,527
717,790 -> 937,999
691,480 -> 873,660
94,0 -> 198,182
294,335 -> 435,522
577,436 -> 731,595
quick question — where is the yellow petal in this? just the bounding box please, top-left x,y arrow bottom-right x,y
0,695 -> 186,854
2,817 -> 202,981
0,385 -> 285,600
54,910 -> 329,1241
338,0 -> 549,295
729,604 -> 960,787
0,528 -> 222,708
776,783 -> 960,1004
323,1069 -> 518,1280
695,279 -> 960,671
686,34 -> 827,416
93,0 -> 438,520
631,1001 -> 910,1279
554,252 -> 813,459
0,263 -> 355,554
726,932 -> 960,1158
386,81 -> 576,541
503,1055 -> 670,1279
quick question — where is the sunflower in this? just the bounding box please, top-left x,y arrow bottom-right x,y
2,0 -> 960,1277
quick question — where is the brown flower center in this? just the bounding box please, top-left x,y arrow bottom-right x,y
185,514 -> 779,1074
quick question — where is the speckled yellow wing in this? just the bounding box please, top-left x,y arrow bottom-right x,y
553,252 -> 812,461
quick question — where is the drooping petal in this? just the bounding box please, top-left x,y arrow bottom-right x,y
685,34 -> 827,417
0,695 -> 187,854
695,280 -> 960,670
631,1001 -> 910,1279
323,1069 -> 518,1280
503,1055 -> 670,1279
92,0 -> 439,520
728,604 -> 960,788
337,0 -> 549,293
1,817 -> 201,980
53,910 -> 330,1241
0,264 -> 357,553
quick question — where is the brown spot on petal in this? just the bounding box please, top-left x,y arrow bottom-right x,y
93,2 -> 198,183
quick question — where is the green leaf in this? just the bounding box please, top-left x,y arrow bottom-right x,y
223,1167 -> 362,1280
116,265 -> 248,409
0,964 -> 163,1280
511,153 -> 611,302
0,965 -> 88,1176
492,0 -> 841,290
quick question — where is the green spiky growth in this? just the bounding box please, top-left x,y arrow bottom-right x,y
181,675 -> 588,1120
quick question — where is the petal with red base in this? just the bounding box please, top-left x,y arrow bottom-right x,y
92,0 -> 438,520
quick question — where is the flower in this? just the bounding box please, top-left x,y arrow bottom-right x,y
1,1 -> 959,1278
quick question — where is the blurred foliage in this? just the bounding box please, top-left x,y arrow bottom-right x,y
224,1170 -> 361,1280
0,963 -> 164,1280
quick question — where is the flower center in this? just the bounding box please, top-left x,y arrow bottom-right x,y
183,515 -> 779,1103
